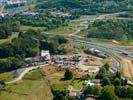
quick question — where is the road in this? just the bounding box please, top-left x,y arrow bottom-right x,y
68,37 -> 133,58
5,64 -> 45,84
67,17 -> 133,82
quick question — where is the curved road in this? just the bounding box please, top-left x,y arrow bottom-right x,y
5,65 -> 45,84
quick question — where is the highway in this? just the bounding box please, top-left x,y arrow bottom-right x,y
68,37 -> 133,58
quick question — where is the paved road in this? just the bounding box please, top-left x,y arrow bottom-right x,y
68,37 -> 133,58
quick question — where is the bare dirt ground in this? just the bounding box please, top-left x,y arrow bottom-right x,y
41,65 -> 67,77
41,65 -> 88,78
121,58 -> 133,78
88,56 -> 102,66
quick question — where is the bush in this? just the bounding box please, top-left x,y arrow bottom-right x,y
64,68 -> 73,80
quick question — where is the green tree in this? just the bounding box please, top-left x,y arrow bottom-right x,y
115,87 -> 127,98
12,21 -> 20,32
0,59 -> 12,72
121,78 -> 127,86
127,86 -> 133,99
84,85 -> 102,96
115,71 -> 121,79
58,36 -> 68,44
99,67 -> 106,73
101,77 -> 111,86
100,86 -> 118,100
52,89 -> 67,100
64,68 -> 73,80
95,67 -> 106,79
11,55 -> 22,69
114,78 -> 121,86
103,63 -> 110,71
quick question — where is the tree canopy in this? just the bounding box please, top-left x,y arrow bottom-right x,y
64,68 -> 73,80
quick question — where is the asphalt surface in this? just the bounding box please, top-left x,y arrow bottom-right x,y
68,37 -> 133,58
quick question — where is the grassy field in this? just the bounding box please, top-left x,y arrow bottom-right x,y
47,26 -> 74,36
0,72 -> 14,81
71,79 -> 84,90
42,66 -> 85,90
0,70 -> 53,100
42,66 -> 71,90
0,65 -> 86,99
0,66 -> 75,100
47,15 -> 87,36
0,33 -> 18,45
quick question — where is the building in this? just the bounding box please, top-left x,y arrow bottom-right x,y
84,79 -> 100,86
41,50 -> 50,60
77,65 -> 100,74
89,48 -> 108,59
67,86 -> 80,97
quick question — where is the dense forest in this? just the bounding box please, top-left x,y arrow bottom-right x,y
86,19 -> 133,41
13,11 -> 79,31
0,11 -> 77,39
14,13 -> 68,31
37,0 -> 133,14
0,16 -> 20,39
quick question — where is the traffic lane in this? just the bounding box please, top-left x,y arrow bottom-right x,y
68,38 -> 133,58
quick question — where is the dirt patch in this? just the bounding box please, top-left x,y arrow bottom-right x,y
88,56 -> 102,66
41,65 -> 64,76
121,58 -> 133,78
73,71 -> 88,78
41,65 -> 89,78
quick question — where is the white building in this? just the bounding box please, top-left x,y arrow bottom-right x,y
41,50 -> 50,60
84,79 -> 100,86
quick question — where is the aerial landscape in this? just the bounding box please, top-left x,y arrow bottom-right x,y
0,0 -> 133,100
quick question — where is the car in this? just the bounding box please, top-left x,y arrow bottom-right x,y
122,52 -> 128,56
